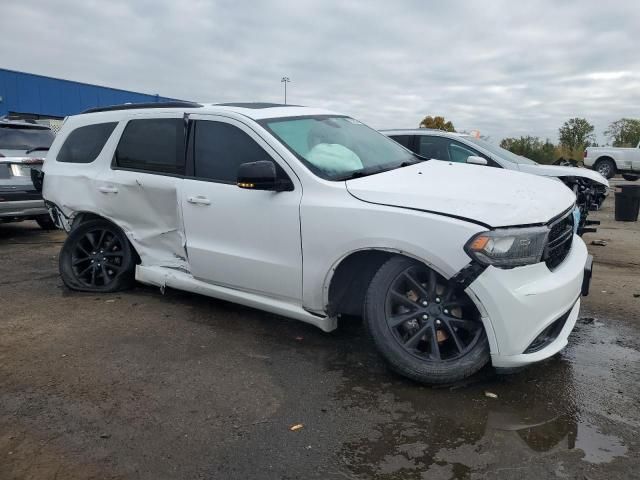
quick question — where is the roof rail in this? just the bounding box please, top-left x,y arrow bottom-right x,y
82,101 -> 202,114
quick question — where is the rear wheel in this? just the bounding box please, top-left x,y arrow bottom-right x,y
35,214 -> 57,230
622,174 -> 639,182
59,219 -> 135,292
365,256 -> 489,384
594,158 -> 616,179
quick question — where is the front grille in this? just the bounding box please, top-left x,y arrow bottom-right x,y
543,210 -> 574,270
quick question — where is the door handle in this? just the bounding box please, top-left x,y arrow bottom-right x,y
187,195 -> 211,205
98,185 -> 119,194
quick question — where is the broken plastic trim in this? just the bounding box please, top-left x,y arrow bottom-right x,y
449,261 -> 486,290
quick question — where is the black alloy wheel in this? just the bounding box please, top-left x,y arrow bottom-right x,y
59,219 -> 135,292
385,265 -> 483,361
365,257 -> 490,384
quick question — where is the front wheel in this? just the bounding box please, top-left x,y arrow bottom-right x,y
365,257 -> 489,384
59,219 -> 135,293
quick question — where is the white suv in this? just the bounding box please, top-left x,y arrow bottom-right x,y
43,102 -> 592,384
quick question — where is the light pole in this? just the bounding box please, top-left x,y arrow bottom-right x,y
281,76 -> 290,104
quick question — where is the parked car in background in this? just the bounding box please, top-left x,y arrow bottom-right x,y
584,142 -> 640,181
383,129 -> 609,235
43,102 -> 591,384
0,119 -> 56,229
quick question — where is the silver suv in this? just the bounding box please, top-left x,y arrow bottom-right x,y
0,119 -> 56,229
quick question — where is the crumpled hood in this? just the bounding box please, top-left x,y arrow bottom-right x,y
517,163 -> 609,187
346,161 -> 576,228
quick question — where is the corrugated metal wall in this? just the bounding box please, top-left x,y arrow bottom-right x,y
0,68 -> 180,118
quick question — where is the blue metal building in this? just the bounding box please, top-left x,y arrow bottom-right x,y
0,68 -> 180,119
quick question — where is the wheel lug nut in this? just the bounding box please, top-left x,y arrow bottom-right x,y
422,314 -> 428,320
444,309 -> 449,314
435,297 -> 441,303
436,319 -> 442,325
422,301 -> 428,306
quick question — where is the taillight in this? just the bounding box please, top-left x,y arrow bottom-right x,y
583,150 -> 587,158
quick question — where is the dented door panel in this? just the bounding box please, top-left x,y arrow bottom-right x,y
94,169 -> 188,270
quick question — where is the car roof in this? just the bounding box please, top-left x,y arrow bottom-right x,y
380,128 -> 470,138
77,102 -> 341,121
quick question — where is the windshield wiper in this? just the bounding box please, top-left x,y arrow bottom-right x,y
335,157 -> 427,181
26,146 -> 50,154
334,166 -> 388,181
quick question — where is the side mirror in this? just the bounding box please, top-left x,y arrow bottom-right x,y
467,155 -> 488,166
237,160 -> 293,191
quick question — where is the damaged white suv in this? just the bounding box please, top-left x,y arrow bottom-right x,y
43,102 -> 592,384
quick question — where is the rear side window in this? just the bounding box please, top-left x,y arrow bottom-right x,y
57,122 -> 117,163
418,136 -> 450,161
114,118 -> 185,174
389,135 -> 412,149
193,121 -> 271,183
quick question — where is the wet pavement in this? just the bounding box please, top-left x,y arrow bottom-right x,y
1,192 -> 639,479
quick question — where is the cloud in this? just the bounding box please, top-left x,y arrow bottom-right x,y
1,0 -> 638,143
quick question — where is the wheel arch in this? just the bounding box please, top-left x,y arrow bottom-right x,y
69,211 -> 141,264
324,248 -> 448,317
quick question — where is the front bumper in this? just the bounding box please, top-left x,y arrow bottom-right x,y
467,235 -> 589,368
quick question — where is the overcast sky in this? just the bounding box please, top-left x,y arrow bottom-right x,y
2,0 -> 638,142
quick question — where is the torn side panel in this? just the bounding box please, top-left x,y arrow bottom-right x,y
44,168 -> 189,271
94,170 -> 189,270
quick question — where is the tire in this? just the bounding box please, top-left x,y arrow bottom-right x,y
594,158 -> 616,179
59,219 -> 135,293
35,214 -> 57,230
364,256 -> 490,384
622,174 -> 639,182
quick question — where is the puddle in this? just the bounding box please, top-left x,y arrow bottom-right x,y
328,316 -> 636,478
574,421 -> 628,464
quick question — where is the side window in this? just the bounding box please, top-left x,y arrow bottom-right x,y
57,122 -> 117,163
448,141 -> 482,164
114,118 -> 185,174
389,135 -> 412,149
193,121 -> 275,183
417,136 -> 450,161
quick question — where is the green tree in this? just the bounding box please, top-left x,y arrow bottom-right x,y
499,136 -> 556,164
604,118 -> 640,147
419,115 -> 455,132
558,118 -> 595,157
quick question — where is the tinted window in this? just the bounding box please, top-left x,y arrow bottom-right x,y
389,135 -> 412,148
417,136 -> 450,161
57,122 -> 117,163
115,119 -> 185,174
448,141 -> 481,163
193,121 -> 271,182
0,125 -> 55,150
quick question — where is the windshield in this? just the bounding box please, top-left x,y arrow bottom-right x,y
261,116 -> 418,180
0,126 -> 55,151
464,136 -> 538,165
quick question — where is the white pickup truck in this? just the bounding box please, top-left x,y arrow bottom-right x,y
584,142 -> 640,180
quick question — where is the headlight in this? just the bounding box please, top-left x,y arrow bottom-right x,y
465,226 -> 549,268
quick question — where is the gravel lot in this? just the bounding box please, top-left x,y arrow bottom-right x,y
1,182 -> 639,479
